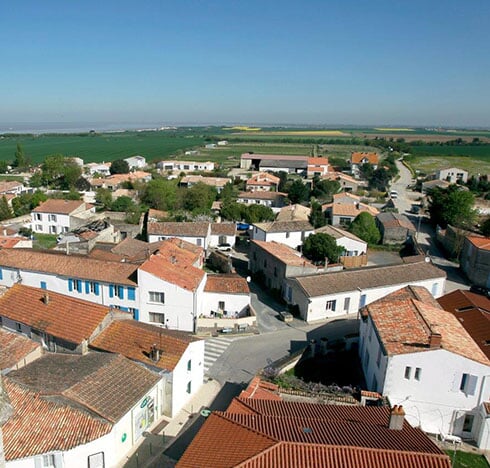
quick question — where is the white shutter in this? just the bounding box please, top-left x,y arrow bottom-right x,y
451,373 -> 462,392
34,457 -> 42,468
467,375 -> 478,396
54,453 -> 64,468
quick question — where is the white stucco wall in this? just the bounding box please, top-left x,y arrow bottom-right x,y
147,234 -> 209,249
31,212 -> 71,235
208,234 -> 236,248
201,291 -> 250,317
337,236 -> 367,256
251,227 -> 313,250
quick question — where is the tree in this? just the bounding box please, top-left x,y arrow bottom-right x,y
302,233 -> 343,264
0,196 -> 13,221
243,204 -> 275,223
0,161 -> 9,174
110,159 -> 130,175
349,212 -> 381,244
427,185 -> 476,229
112,196 -> 135,212
141,178 -> 177,211
13,142 -> 26,168
221,201 -> 243,221
75,176 -> 91,191
95,188 -> 113,210
369,167 -> 391,191
309,201 -> 326,228
287,179 -> 310,204
41,154 -> 81,189
11,191 -> 47,217
275,171 -> 288,193
481,217 -> 490,237
182,182 -> 217,213
311,177 -> 340,202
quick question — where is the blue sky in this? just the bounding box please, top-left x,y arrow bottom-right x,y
1,0 -> 489,126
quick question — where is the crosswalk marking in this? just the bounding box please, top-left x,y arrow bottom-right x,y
204,337 -> 234,374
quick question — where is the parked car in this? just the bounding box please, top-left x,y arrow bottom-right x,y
217,243 -> 232,252
389,190 -> 398,199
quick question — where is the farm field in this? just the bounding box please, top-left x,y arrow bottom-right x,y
0,131 -> 207,164
407,155 -> 490,176
410,145 -> 490,159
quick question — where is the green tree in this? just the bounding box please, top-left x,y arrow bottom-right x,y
349,212 -> 381,244
0,196 -> 13,221
112,196 -> 135,212
75,176 -> 91,191
428,185 -> 476,229
221,201 -> 243,221
369,167 -> 391,191
481,217 -> 490,237
13,142 -> 26,168
0,161 -> 9,174
41,155 -> 81,189
274,171 -> 288,192
182,182 -> 217,213
11,191 -> 47,217
243,204 -> 275,223
302,233 -> 343,264
110,159 -> 130,175
141,178 -> 177,211
311,177 -> 340,202
219,182 -> 238,203
29,172 -> 43,188
287,179 -> 310,204
95,188 -> 113,210
309,201 -> 326,228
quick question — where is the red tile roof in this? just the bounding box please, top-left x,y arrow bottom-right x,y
139,251 -> 205,291
238,377 -> 281,401
147,221 -> 210,237
0,284 -> 111,345
307,157 -> 329,166
211,222 -> 237,236
363,286 -> 490,365
0,236 -> 27,248
253,220 -> 314,233
0,248 -> 138,285
241,153 -> 309,162
3,378 -> 112,461
351,152 -> 380,165
0,327 -> 41,370
178,397 -> 449,468
437,289 -> 490,359
204,275 -> 250,294
252,240 -> 316,268
32,199 -> 86,214
90,319 -> 200,371
246,172 -> 280,186
467,235 -> 490,250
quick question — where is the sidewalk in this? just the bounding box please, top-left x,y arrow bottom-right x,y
120,378 -> 222,468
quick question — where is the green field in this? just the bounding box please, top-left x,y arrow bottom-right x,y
411,145 -> 490,159
0,131 -> 207,164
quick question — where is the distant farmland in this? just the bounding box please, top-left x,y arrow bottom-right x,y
0,131 -> 206,164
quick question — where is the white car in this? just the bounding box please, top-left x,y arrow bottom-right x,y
217,243 -> 232,252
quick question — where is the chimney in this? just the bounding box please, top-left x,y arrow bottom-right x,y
389,405 -> 405,430
150,344 -> 160,362
43,293 -> 50,305
429,332 -> 442,348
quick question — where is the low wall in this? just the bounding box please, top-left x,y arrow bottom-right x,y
341,254 -> 367,268
197,315 -> 256,330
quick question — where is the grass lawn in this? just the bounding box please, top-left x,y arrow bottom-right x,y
407,155 -> 490,176
33,234 -> 58,250
445,450 -> 489,468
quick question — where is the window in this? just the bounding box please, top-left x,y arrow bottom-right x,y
187,359 -> 192,371
40,281 -> 47,290
75,279 -> 82,293
49,226 -> 56,234
360,294 -> 367,308
43,454 -> 56,468
36,224 -> 42,231
326,300 -> 336,312
114,285 -> 124,299
89,282 -> 97,294
460,373 -> 478,395
129,308 -> 139,320
149,312 -> 165,324
286,231 -> 290,238
344,297 -> 350,312
431,283 -> 438,296
196,238 -> 202,246
463,414 -> 475,433
63,226 -> 68,233
127,287 -> 136,301
88,452 -> 105,468
218,301 -> 225,311
415,367 -> 422,381
35,213 -> 42,221
404,366 -> 411,379
186,381 -> 192,394
48,214 -> 57,222
149,291 -> 165,303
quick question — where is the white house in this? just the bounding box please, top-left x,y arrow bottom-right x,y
436,167 -> 468,184
124,155 -> 146,170
85,162 -> 111,176
31,199 -> 95,235
350,152 -> 379,178
251,220 -> 314,250
323,193 -> 379,227
315,224 -> 367,257
237,191 -> 287,210
0,249 -> 140,319
359,286 -> 490,448
202,275 -> 251,318
0,181 -> 26,196
245,172 -> 280,192
284,261 -> 446,322
4,353 -> 165,468
156,160 -> 215,172
147,221 -> 211,249
209,223 -> 236,248
179,175 -> 230,194
137,252 -> 206,332
90,319 -> 204,417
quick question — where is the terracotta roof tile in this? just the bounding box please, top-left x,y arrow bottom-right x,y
180,175 -> 230,187
253,220 -> 314,233
90,319 -> 200,371
246,172 -> 280,186
377,212 -> 416,231
251,240 -> 316,268
211,223 -> 237,236
0,236 -> 27,248
147,221 -> 210,237
364,286 -> 490,365
8,352 -> 160,423
139,252 -> 205,291
351,152 -> 380,165
32,199 -> 86,214
0,328 -> 41,370
0,248 -> 138,285
325,201 -> 379,217
291,262 -> 445,297
3,378 -> 112,461
205,275 -> 250,294
307,157 -> 329,166
467,235 -> 490,250
0,181 -> 23,193
276,204 -> 311,222
315,224 -> 365,243
241,153 -> 309,162
0,284 -> 110,345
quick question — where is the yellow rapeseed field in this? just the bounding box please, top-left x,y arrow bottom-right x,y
257,130 -> 348,136
223,126 -> 261,131
374,128 -> 414,132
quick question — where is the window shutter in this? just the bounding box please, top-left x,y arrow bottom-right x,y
133,309 -> 139,320
85,281 -> 90,294
451,373 -> 462,392
467,375 -> 478,396
127,287 -> 136,301
34,457 -> 42,468
0,268 -> 3,280
109,284 -> 114,298
54,453 -> 63,468
40,281 -> 47,290
94,282 -> 100,296
68,279 -> 73,292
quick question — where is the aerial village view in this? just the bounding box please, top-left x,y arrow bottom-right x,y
0,1 -> 489,468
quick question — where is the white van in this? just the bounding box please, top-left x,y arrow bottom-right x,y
389,190 -> 398,199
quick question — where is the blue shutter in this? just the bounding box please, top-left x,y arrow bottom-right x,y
127,287 -> 135,301
120,306 -> 128,312
109,284 -> 114,298
118,286 -> 124,300
40,281 -> 47,290
133,309 -> 139,320
68,279 -> 73,292
94,282 -> 100,296
0,268 -> 3,280
85,281 -> 90,294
